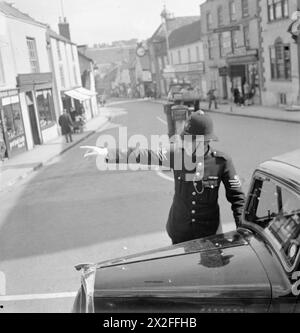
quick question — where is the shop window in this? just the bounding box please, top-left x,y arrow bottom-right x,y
241,0 -> 249,18
229,1 -> 236,22
231,30 -> 238,52
26,37 -> 40,73
219,34 -> 224,58
267,0 -> 289,22
3,103 -> 24,140
217,6 -> 223,27
36,89 -> 55,129
0,50 -> 5,85
270,39 -> 291,80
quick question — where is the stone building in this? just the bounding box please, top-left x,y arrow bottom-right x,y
259,0 -> 298,107
200,0 -> 263,104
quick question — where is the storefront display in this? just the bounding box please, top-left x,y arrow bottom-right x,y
0,94 -> 27,157
35,89 -> 55,130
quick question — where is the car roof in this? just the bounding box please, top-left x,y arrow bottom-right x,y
257,149 -> 300,192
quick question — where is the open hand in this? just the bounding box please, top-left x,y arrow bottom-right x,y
80,146 -> 108,159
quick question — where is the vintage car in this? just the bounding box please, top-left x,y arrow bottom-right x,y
167,82 -> 200,111
73,149 -> 300,313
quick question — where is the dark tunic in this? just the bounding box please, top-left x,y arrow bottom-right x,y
106,145 -> 246,244
58,113 -> 73,135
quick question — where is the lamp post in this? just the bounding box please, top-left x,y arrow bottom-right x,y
160,5 -> 171,66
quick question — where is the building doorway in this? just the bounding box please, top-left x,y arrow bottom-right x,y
26,92 -> 41,146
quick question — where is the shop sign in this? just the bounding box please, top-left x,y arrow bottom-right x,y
213,25 -> 240,33
174,62 -> 205,74
142,70 -> 152,82
0,89 -> 19,99
9,135 -> 26,151
227,48 -> 258,58
219,67 -> 228,76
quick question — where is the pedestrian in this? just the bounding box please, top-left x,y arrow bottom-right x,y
207,89 -> 218,110
233,87 -> 241,106
81,112 -> 245,245
0,128 -> 6,162
243,82 -> 250,106
59,109 -> 74,143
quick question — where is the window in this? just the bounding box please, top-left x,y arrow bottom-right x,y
35,89 -> 55,129
71,45 -> 75,61
208,38 -> 213,60
171,52 -> 174,65
178,50 -> 182,64
270,39 -> 291,80
217,6 -> 223,27
245,176 -> 300,268
219,34 -> 224,58
267,0 -> 289,22
0,50 -> 5,85
206,12 -> 212,31
231,30 -> 238,52
196,46 -> 200,62
243,25 -> 250,48
57,40 -> 62,61
59,64 -> 66,87
26,37 -> 40,73
229,1 -> 236,22
3,102 -> 24,139
73,65 -> 78,85
241,0 -> 249,17
187,48 -> 191,63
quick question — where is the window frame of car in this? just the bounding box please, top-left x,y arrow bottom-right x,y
243,170 -> 300,274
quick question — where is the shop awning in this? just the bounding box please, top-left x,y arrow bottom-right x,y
76,87 -> 97,97
64,89 -> 91,101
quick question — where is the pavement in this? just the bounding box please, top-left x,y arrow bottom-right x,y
0,110 -> 109,194
150,98 -> 300,124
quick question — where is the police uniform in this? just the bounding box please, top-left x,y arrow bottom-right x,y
106,112 -> 246,245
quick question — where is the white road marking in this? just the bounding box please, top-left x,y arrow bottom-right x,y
156,170 -> 174,182
0,291 -> 77,302
156,116 -> 167,125
0,271 -> 6,296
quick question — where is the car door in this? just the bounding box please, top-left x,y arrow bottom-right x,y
244,172 -> 300,312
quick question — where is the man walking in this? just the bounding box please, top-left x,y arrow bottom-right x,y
207,89 -> 218,110
82,112 -> 245,245
59,109 -> 73,143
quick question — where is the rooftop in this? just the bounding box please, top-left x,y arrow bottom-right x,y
0,1 -> 46,27
169,19 -> 201,49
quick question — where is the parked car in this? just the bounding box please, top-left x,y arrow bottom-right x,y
73,149 -> 300,313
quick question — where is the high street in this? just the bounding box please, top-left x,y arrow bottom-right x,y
0,99 -> 300,312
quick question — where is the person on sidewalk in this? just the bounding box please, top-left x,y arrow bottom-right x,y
59,109 -> 74,144
207,89 -> 218,110
81,112 -> 245,245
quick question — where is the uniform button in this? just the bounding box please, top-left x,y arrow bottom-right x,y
192,192 -> 196,196
178,177 -> 181,180
192,219 -> 196,222
192,210 -> 196,214
196,173 -> 201,177
192,201 -> 196,205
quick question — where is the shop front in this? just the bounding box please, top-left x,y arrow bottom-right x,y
63,87 -> 98,121
17,73 -> 58,147
173,62 -> 206,96
0,89 -> 27,158
226,48 -> 261,105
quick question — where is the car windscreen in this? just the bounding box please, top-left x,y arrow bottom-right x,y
245,175 -> 300,269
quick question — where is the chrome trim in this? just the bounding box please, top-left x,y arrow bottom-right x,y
80,265 -> 96,313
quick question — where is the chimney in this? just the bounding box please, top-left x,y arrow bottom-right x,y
58,17 -> 71,40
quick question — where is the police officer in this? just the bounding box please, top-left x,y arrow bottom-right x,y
81,112 -> 246,245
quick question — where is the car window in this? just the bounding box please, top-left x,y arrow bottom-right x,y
245,176 -> 300,268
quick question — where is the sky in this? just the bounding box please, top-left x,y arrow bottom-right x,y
10,0 -> 205,46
